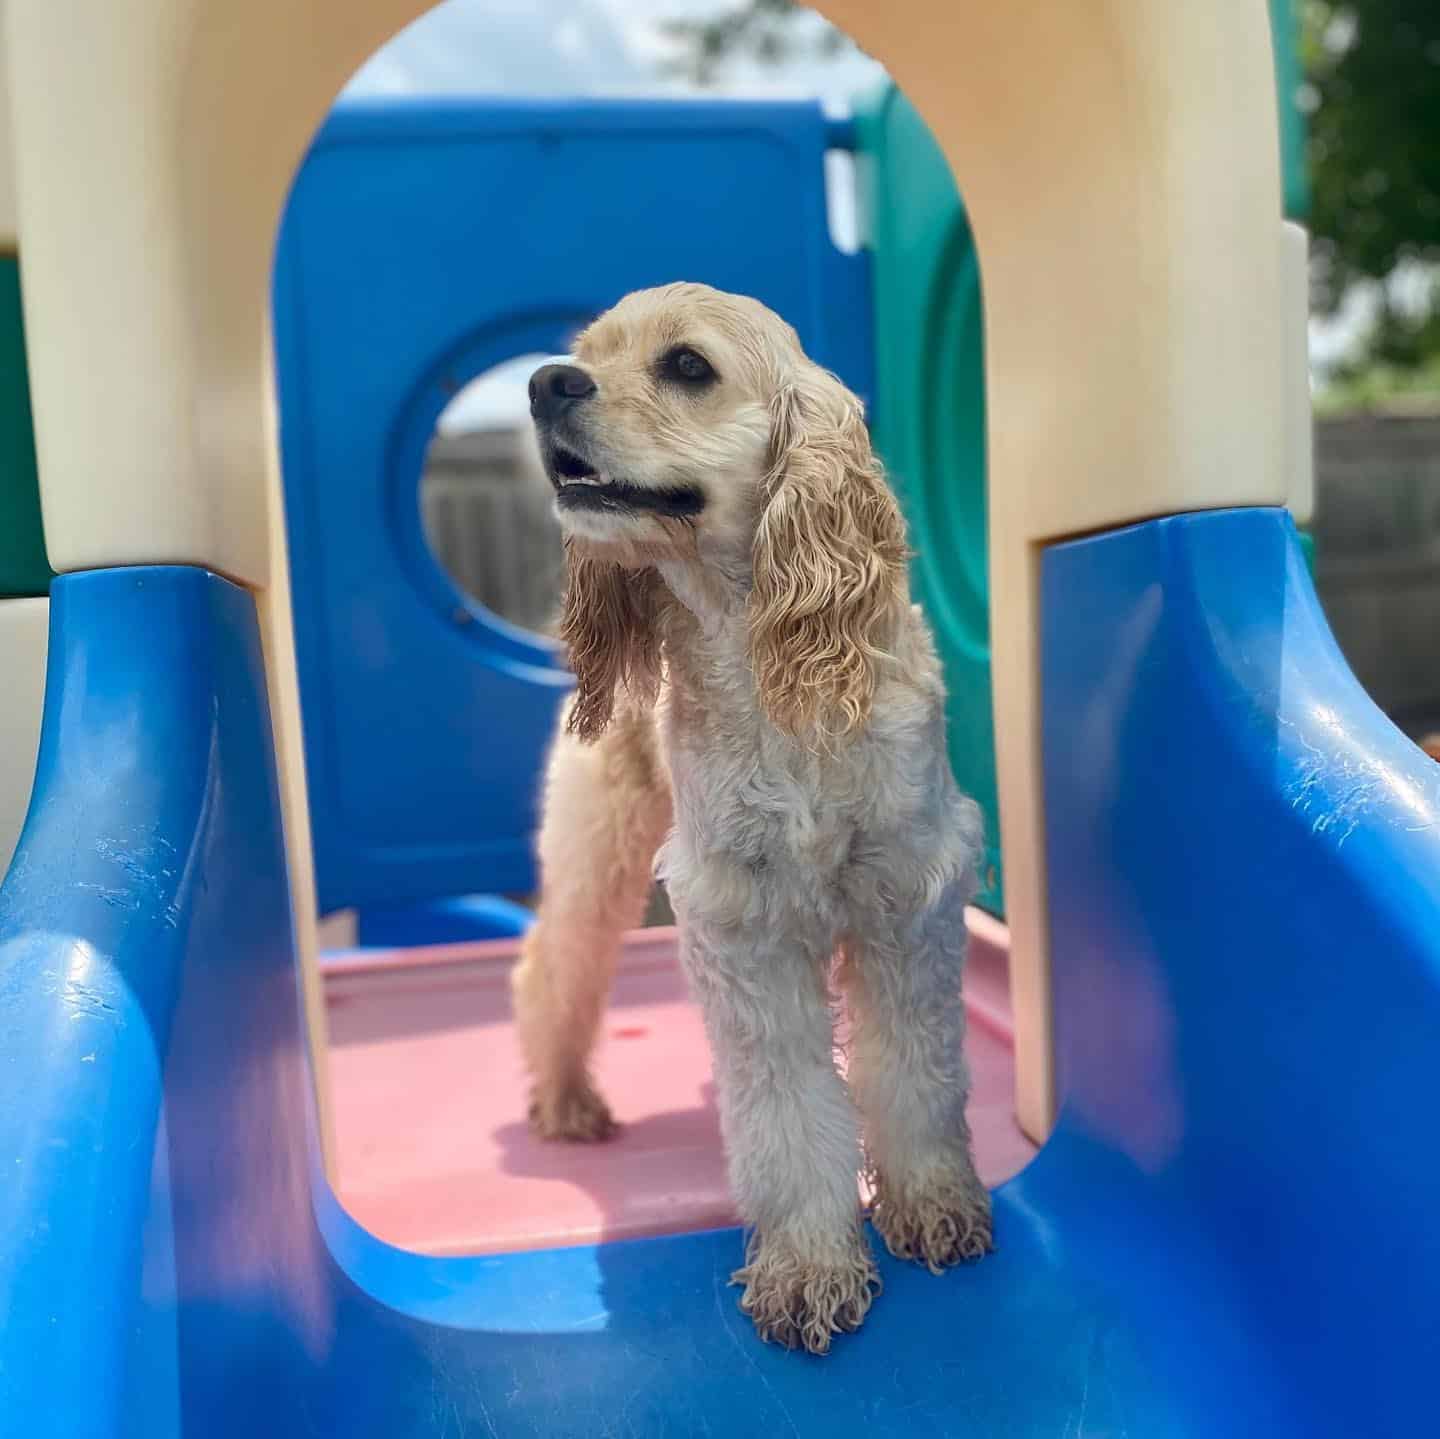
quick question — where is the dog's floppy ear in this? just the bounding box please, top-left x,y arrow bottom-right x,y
749,365 -> 908,746
559,541 -> 663,742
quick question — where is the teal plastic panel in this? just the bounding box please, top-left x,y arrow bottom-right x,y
1296,528 -> 1315,577
854,88 -> 1001,913
1268,0 -> 1310,222
0,257 -> 51,596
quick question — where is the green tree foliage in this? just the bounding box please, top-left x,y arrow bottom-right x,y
662,0 -> 851,84
1303,0 -> 1440,376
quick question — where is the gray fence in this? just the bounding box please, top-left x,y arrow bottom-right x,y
1312,413 -> 1440,738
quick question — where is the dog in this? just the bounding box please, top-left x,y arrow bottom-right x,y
510,283 -> 992,1353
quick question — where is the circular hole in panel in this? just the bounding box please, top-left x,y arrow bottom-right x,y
419,354 -> 564,637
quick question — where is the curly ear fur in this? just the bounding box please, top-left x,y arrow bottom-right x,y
559,542 -> 664,743
749,367 -> 909,745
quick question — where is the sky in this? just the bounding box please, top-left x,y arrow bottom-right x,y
344,0 -> 884,109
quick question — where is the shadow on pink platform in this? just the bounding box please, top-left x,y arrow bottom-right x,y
324,912 -> 1036,1256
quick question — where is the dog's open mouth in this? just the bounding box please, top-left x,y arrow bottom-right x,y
552,446 -> 601,484
549,445 -> 705,519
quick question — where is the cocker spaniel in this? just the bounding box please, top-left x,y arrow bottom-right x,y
511,283 -> 991,1354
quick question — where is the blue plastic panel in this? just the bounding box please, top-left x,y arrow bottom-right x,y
274,99 -> 874,915
0,567 -> 306,1432
1042,509 -> 1440,1435
353,892 -> 533,947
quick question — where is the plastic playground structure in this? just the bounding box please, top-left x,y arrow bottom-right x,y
3,1 -> 1440,1434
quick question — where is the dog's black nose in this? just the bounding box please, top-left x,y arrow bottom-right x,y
529,363 -> 596,421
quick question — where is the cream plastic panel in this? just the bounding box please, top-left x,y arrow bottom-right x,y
3,0 -> 443,583
1282,221 -> 1316,527
5,0 -> 1289,1149
257,330 -> 336,1162
0,597 -> 47,876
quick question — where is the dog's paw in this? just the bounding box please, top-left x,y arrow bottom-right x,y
732,1230 -> 880,1355
527,1079 -> 619,1142
869,1166 -> 993,1273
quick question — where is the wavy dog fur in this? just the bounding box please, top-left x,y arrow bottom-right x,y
559,548 -> 665,744
751,370 -> 909,744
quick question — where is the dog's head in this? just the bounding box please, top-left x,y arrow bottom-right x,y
532,282 -> 908,746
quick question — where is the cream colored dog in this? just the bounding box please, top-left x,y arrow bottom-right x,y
511,283 -> 991,1353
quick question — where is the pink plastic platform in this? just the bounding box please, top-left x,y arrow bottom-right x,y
324,910 -> 1035,1256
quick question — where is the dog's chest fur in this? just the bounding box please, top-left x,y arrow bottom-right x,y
654,599 -> 973,938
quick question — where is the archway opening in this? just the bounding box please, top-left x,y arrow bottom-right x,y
274,0 -> 1015,1264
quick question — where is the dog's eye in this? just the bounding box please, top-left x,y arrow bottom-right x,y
660,346 -> 717,387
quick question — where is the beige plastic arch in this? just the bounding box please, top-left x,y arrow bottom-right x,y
3,0 -> 1294,1147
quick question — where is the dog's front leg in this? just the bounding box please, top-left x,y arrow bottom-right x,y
680,914 -> 878,1355
513,710 -> 671,1141
842,877 -> 993,1272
